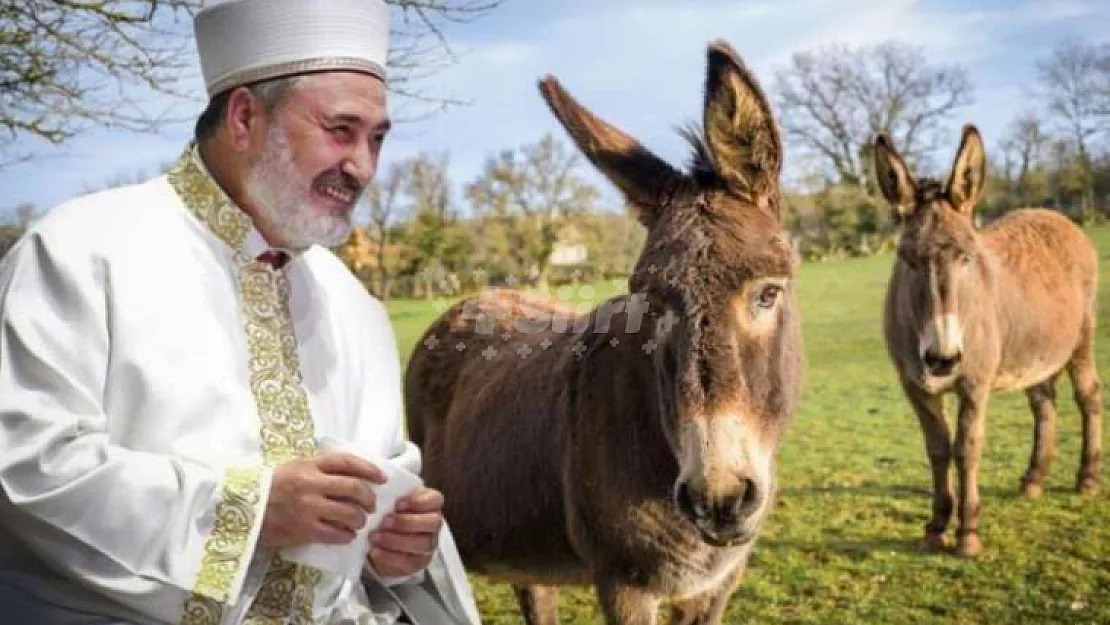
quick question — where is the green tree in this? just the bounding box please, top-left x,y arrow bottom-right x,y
1035,40 -> 1110,211
465,134 -> 599,287
397,152 -> 471,297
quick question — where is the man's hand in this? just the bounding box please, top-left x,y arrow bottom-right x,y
260,452 -> 387,550
366,487 -> 444,579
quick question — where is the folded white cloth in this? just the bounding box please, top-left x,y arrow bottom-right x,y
283,436 -> 424,580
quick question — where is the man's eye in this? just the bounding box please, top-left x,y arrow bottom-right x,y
329,126 -> 353,141
756,285 -> 783,309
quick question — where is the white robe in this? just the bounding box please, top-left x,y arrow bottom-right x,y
0,145 -> 480,625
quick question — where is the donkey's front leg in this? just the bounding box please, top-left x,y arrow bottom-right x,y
513,584 -> 560,625
902,380 -> 953,550
954,384 -> 990,557
596,577 -> 659,625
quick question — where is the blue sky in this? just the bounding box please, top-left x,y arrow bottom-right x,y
3,0 -> 1107,216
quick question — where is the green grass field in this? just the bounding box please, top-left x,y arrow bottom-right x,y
385,226 -> 1110,624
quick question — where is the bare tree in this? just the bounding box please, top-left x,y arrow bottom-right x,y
1035,40 -> 1110,211
401,152 -> 472,297
1035,40 -> 1108,162
465,133 -> 599,286
774,40 -> 972,187
0,0 -> 504,166
407,151 -> 453,222
366,163 -> 408,299
0,0 -> 202,166
998,112 -> 1050,195
387,0 -> 504,122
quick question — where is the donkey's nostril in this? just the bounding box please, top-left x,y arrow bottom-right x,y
720,478 -> 761,525
676,483 -> 709,521
679,479 -> 764,529
923,349 -> 961,375
738,478 -> 760,517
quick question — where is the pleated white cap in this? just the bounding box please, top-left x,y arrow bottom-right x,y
194,0 -> 389,97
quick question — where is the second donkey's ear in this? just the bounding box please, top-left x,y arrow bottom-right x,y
702,40 -> 783,209
873,132 -> 917,217
946,124 -> 987,215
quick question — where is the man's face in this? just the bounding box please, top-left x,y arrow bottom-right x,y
245,71 -> 390,250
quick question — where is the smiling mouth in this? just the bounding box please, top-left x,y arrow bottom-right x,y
317,182 -> 356,205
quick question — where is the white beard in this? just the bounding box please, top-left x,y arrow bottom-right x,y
245,124 -> 356,250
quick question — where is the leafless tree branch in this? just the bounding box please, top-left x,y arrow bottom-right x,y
0,0 -> 504,165
773,40 -> 972,187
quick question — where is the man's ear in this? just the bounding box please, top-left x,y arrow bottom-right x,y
223,86 -> 267,152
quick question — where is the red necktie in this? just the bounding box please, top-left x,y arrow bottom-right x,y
256,250 -> 290,270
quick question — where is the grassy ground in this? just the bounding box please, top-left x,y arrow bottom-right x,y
385,227 -> 1110,624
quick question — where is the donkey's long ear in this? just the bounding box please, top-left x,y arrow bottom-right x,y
946,124 -> 987,214
702,40 -> 782,207
873,133 -> 917,216
539,76 -> 683,229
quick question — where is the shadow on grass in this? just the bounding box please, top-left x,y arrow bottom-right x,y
777,483 -> 931,498
764,482 -> 1064,560
777,482 -> 1041,502
758,533 -> 935,560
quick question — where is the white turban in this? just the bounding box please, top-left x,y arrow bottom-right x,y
194,0 -> 389,97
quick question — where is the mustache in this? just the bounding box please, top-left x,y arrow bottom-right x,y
314,169 -> 363,197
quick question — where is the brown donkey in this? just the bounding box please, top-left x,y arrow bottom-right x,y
404,41 -> 801,625
874,125 -> 1102,558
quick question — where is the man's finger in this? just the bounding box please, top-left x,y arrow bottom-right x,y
312,520 -> 357,545
317,475 -> 376,511
394,487 -> 444,513
370,530 -> 437,557
368,547 -> 429,578
313,497 -> 367,532
379,512 -> 442,535
315,452 -> 387,484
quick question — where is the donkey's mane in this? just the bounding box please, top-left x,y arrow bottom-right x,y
889,178 -> 946,227
915,178 -> 946,205
678,122 -> 726,189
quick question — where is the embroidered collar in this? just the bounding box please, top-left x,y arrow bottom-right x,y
167,142 -> 297,265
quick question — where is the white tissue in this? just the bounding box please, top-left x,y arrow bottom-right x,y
281,435 -> 424,580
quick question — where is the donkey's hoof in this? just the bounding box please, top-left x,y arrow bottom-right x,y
955,534 -> 981,558
923,530 -> 950,552
1020,481 -> 1044,499
1077,478 -> 1099,496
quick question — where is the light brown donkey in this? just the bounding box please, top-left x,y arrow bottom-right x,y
404,41 -> 802,625
874,125 -> 1102,558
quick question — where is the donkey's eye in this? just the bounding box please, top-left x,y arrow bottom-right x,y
756,285 -> 783,309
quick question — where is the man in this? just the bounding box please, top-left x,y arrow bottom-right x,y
0,0 -> 480,623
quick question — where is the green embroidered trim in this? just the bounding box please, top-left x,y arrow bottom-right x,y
181,467 -> 263,623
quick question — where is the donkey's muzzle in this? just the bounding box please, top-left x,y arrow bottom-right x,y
923,348 -> 962,376
675,478 -> 762,545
